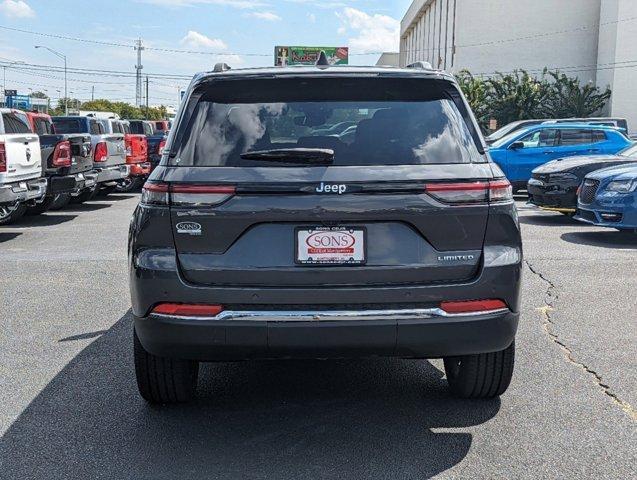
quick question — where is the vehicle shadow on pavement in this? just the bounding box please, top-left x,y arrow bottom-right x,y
0,232 -> 21,242
561,231 -> 637,249
12,213 -> 78,227
61,202 -> 112,212
97,194 -> 138,202
518,213 -> 584,227
0,312 -> 500,480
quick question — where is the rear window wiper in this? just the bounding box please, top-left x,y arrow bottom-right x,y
240,148 -> 334,164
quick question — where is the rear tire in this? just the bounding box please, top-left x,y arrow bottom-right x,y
444,341 -> 515,399
134,328 -> 199,404
48,193 -> 71,210
98,185 -> 118,197
116,176 -> 144,193
26,196 -> 55,216
0,203 -> 27,225
70,188 -> 97,204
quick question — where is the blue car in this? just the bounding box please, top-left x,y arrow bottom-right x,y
575,163 -> 637,232
488,124 -> 632,191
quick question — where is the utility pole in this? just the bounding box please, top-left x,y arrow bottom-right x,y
35,46 -> 67,115
135,38 -> 144,107
91,85 -> 94,101
145,75 -> 149,119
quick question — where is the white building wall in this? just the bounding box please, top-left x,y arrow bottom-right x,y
401,0 -> 600,83
598,0 -> 637,129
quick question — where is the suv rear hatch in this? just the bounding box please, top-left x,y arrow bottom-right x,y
156,74 -> 499,288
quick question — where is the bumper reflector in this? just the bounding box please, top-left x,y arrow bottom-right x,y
152,303 -> 224,317
440,299 -> 507,314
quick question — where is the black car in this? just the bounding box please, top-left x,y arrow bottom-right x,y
527,143 -> 637,214
129,62 -> 523,404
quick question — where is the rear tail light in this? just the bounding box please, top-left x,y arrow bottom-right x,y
152,303 -> 224,317
0,143 -> 6,173
158,138 -> 167,154
424,179 -> 513,204
52,140 -> 72,167
94,141 -> 108,162
489,179 -> 513,203
171,185 -> 236,206
141,182 -> 236,206
440,299 -> 508,314
141,182 -> 169,205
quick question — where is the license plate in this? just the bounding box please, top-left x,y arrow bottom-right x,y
13,182 -> 27,193
296,227 -> 366,265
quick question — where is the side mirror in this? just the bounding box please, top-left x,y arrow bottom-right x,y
509,141 -> 524,150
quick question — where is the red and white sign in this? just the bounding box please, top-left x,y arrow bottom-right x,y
296,227 -> 365,265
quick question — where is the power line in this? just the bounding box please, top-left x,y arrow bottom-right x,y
0,24 -> 270,57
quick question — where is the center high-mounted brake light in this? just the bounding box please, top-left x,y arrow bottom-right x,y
141,182 -> 236,206
52,140 -> 72,167
0,143 -> 6,173
425,179 -> 513,204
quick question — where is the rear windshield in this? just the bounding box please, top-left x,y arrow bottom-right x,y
53,118 -> 86,134
129,122 -> 144,134
171,77 -> 483,167
2,112 -> 31,134
33,117 -> 53,135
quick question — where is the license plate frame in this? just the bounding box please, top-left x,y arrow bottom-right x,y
295,226 -> 367,266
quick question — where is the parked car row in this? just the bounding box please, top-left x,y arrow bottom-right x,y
0,108 -> 170,225
486,118 -> 637,233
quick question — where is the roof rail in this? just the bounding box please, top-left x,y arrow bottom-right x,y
406,61 -> 433,70
213,62 -> 231,73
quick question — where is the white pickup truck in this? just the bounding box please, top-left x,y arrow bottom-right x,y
0,108 -> 47,225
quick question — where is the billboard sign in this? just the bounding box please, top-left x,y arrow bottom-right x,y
275,46 -> 349,66
6,94 -> 31,110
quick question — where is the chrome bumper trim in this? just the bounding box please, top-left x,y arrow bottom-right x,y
152,307 -> 509,322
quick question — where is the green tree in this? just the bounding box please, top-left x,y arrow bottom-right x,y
543,71 -> 611,118
455,70 -> 491,130
485,69 -> 552,128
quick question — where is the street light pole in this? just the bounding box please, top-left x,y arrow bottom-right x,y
34,46 -> 67,115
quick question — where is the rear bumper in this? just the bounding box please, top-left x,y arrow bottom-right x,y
129,162 -> 151,177
47,171 -> 98,195
0,177 -> 47,205
135,308 -> 519,360
95,164 -> 130,184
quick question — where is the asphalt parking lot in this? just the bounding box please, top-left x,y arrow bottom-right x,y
0,194 -> 635,479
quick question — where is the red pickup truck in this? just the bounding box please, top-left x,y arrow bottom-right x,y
117,120 -> 149,191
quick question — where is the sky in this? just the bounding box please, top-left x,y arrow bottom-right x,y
0,0 -> 413,106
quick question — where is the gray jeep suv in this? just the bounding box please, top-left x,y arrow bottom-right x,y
129,63 -> 522,403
